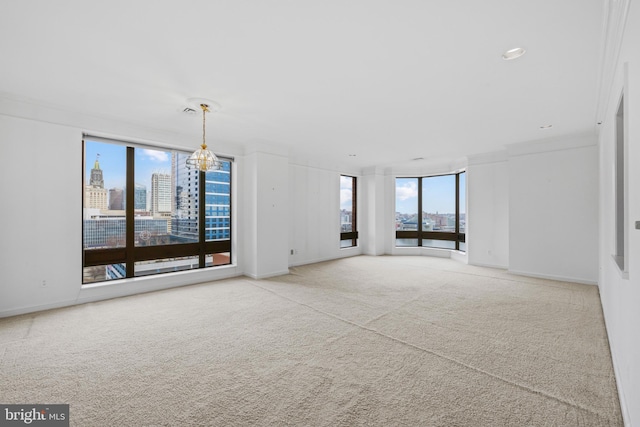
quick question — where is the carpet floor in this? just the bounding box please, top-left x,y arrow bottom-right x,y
0,256 -> 622,426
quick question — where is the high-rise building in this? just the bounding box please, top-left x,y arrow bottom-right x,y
170,152 -> 231,242
151,173 -> 171,216
109,188 -> 124,210
89,156 -> 104,187
204,161 -> 231,241
171,152 -> 199,240
85,156 -> 108,210
134,183 -> 147,211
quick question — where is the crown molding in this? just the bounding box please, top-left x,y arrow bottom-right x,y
595,0 -> 631,124
467,150 -> 508,166
506,131 -> 597,158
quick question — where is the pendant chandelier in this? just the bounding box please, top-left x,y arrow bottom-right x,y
185,103 -> 222,172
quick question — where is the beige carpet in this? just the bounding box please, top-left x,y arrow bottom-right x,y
0,256 -> 622,426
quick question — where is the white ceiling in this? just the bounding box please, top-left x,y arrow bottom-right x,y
0,0 -> 605,169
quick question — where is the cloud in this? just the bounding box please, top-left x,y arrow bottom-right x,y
340,188 -> 352,209
339,176 -> 353,189
142,149 -> 169,162
396,181 -> 418,201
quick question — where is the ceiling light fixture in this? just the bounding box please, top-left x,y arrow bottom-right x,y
185,101 -> 222,172
502,47 -> 526,60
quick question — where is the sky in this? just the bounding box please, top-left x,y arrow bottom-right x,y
396,175 -> 466,214
340,175 -> 353,210
86,139 -> 465,214
85,140 -> 172,200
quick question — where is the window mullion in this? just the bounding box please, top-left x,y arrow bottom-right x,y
455,173 -> 460,250
199,170 -> 206,268
417,178 -> 423,247
125,146 -> 135,277
352,176 -> 357,246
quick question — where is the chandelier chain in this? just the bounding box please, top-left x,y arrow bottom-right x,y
201,104 -> 209,148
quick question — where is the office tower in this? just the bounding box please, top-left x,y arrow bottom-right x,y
151,173 -> 171,216
85,156 -> 108,210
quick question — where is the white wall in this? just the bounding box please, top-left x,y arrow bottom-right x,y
0,105 -> 243,317
242,151 -> 290,279
0,116 -> 82,314
507,134 -> 599,284
0,93 -> 366,315
288,164 -> 361,266
467,152 -> 509,269
597,0 -> 640,423
361,167 -> 386,256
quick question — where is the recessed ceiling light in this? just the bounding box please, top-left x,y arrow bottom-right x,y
540,124 -> 553,129
502,47 -> 526,60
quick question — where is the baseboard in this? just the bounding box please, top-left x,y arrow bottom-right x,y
469,261 -> 509,270
244,269 -> 290,280
289,252 -> 361,268
609,337 -> 632,426
508,269 -> 597,285
600,294 -> 632,426
450,250 -> 468,264
0,299 -> 80,318
1,267 -> 243,319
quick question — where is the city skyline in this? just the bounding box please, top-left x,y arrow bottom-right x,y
84,141 -> 172,203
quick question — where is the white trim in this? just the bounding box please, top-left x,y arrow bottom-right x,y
611,255 -> 630,280
469,261 -> 509,270
392,246 -> 452,258
450,250 -> 468,264
595,0 -> 632,124
289,251 -> 361,268
288,159 -> 362,178
506,132 -> 597,158
507,269 -> 598,286
601,304 -> 632,427
1,266 -> 242,318
0,91 -> 244,157
244,269 -> 290,280
467,150 -> 508,166
385,159 -> 467,177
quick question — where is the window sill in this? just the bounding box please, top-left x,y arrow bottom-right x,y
611,255 -> 629,280
81,263 -> 238,289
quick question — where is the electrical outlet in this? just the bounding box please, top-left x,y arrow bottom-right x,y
41,280 -> 47,288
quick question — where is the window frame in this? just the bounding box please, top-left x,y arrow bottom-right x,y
614,92 -> 627,273
340,175 -> 358,248
82,137 -> 232,284
395,171 -> 466,251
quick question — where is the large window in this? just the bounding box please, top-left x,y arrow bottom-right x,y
395,172 -> 465,251
340,175 -> 358,248
82,137 -> 232,284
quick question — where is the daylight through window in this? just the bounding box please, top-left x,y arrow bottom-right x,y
340,175 -> 358,248
395,172 -> 465,251
82,137 -> 232,284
